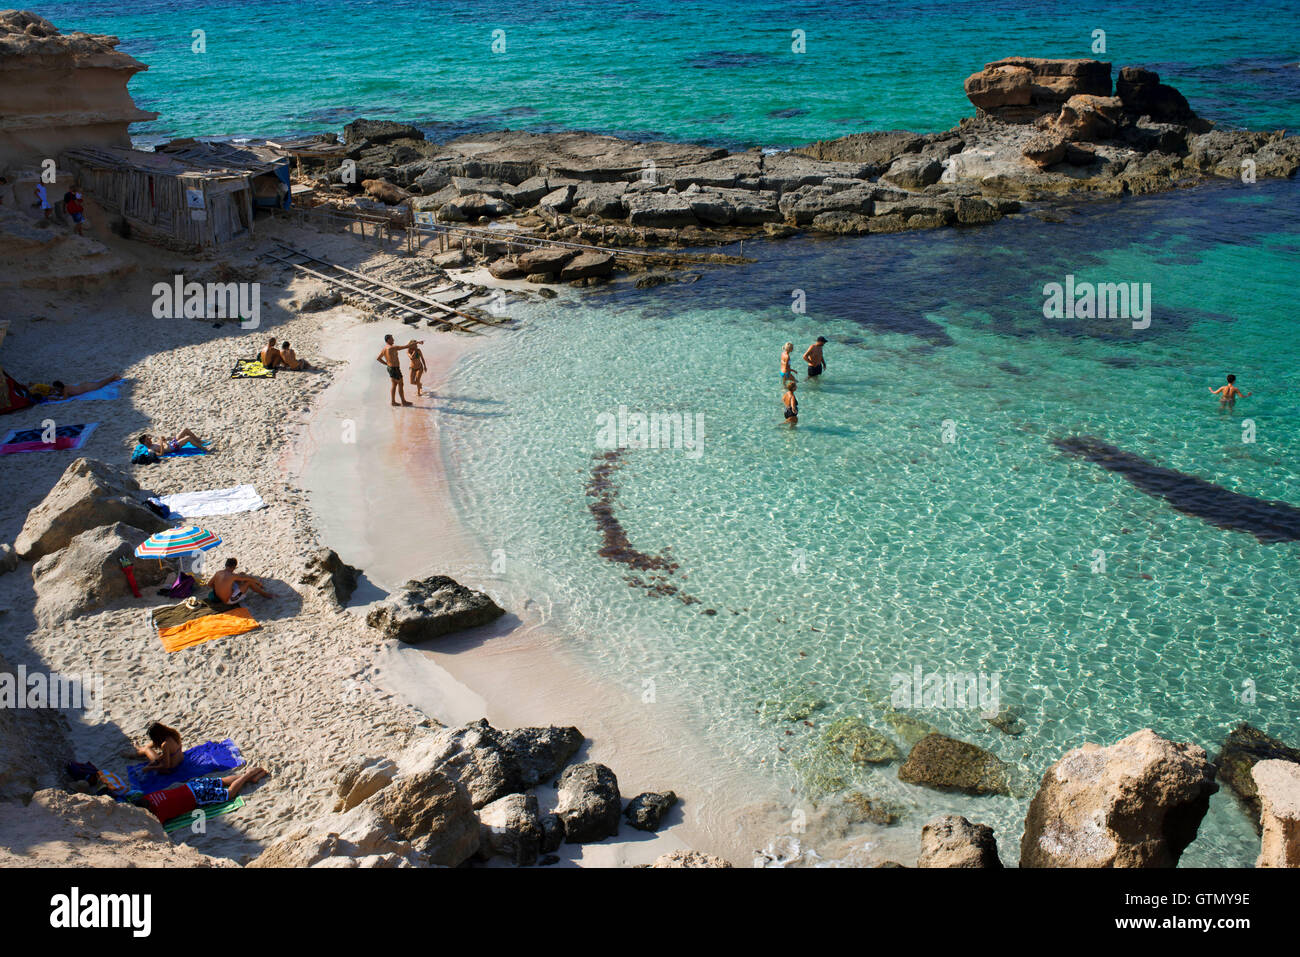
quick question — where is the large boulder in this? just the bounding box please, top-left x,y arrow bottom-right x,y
398,720 -> 523,809
649,850 -> 733,868
1020,729 -> 1217,868
493,725 -> 584,787
1115,67 -> 1198,124
1215,723 -> 1300,828
362,178 -> 411,206
624,190 -> 698,227
488,258 -> 526,280
343,119 -> 426,145
478,792 -> 543,865
897,733 -> 1011,796
1051,94 -> 1125,142
369,768 -> 481,865
15,458 -> 168,560
1254,760 -> 1300,868
299,548 -> 360,606
882,154 -> 944,190
32,523 -> 167,626
559,252 -> 614,281
917,815 -> 1003,868
965,57 -> 1113,123
516,246 -> 576,275
249,805 -> 424,868
778,183 -> 876,225
332,755 -> 398,812
366,575 -> 504,644
571,182 -> 628,219
554,762 -> 621,843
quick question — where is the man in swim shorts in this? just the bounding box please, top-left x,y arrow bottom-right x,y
803,336 -> 827,377
377,334 -> 423,406
208,557 -> 272,603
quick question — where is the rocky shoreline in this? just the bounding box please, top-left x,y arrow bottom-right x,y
292,55 -> 1298,286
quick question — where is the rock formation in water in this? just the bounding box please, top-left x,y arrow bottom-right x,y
0,11 -> 157,170
1019,729 -> 1216,868
1253,760 -> 1300,868
916,814 -> 1004,868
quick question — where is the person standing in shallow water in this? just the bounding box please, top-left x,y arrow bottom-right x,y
377,334 -> 422,406
782,379 -> 799,426
780,342 -> 796,382
1209,373 -> 1251,410
803,336 -> 827,378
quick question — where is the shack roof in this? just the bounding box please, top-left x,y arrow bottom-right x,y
62,145 -> 250,182
155,139 -> 291,175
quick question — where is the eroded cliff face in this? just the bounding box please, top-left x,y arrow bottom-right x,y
0,10 -> 157,170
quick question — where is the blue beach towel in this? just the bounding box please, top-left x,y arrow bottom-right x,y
40,380 -> 127,403
164,441 -> 209,458
126,738 -> 243,792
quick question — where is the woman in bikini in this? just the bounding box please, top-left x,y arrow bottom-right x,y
780,342 -> 796,382
136,722 -> 184,772
407,342 -> 428,397
782,378 -> 799,426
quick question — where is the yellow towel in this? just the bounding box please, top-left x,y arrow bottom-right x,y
158,607 -> 259,652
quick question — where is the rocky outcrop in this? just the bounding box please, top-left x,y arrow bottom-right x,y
898,733 -> 1011,796
248,804 -> 426,868
0,790 -> 232,868
648,850 -> 733,868
299,548 -> 360,607
15,457 -> 167,561
554,762 -> 621,843
964,57 -> 1113,123
624,791 -> 677,832
916,815 -> 1003,868
368,768 -> 481,865
1116,67 -> 1198,125
0,11 -> 157,169
1253,760 -> 1300,868
0,543 -> 17,574
332,755 -> 398,812
493,724 -> 584,787
1215,723 -> 1300,828
399,720 -> 524,809
32,522 -> 167,626
559,251 -> 614,281
0,651 -> 72,803
365,575 -> 504,644
1020,729 -> 1216,868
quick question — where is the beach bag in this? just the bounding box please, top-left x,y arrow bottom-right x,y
131,443 -> 159,465
165,573 -> 196,599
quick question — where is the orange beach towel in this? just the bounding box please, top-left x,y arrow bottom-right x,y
158,607 -> 259,652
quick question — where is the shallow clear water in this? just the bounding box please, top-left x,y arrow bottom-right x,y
439,180 -> 1300,865
40,0 -> 1300,145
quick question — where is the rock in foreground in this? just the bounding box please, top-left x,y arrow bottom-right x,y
32,522 -> 166,625
897,733 -> 1011,796
916,814 -> 1003,868
555,762 -> 621,843
1215,723 -> 1300,829
1020,729 -> 1216,868
366,575 -> 504,643
1254,760 -> 1300,868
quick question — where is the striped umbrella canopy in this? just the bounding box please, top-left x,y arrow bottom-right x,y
134,525 -> 222,559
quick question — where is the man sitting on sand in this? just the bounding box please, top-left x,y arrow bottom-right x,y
279,341 -> 311,370
1209,373 -> 1251,409
138,429 -> 208,456
260,336 -> 284,369
208,557 -> 273,604
377,334 -> 423,406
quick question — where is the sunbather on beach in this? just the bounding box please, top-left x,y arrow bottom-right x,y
1209,373 -> 1251,409
30,373 -> 122,399
260,336 -> 284,369
138,429 -> 207,455
209,557 -> 273,603
803,336 -> 827,378
407,341 -> 428,396
378,334 -> 422,406
280,341 -> 311,370
138,766 -> 270,824
135,721 -> 184,772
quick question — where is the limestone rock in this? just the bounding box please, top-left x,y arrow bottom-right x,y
898,733 -> 1011,795
883,154 -> 944,190
32,522 -> 167,626
478,792 -> 543,865
398,719 -> 524,809
369,768 -> 480,865
559,251 -> 614,281
917,814 -> 1003,868
249,805 -> 423,868
965,57 -> 1113,123
299,548 -> 360,606
1215,723 -> 1300,828
488,258 -> 525,280
570,182 -> 628,218
625,190 -> 698,227
555,762 -> 621,843
1019,729 -> 1217,868
1254,760 -> 1300,868
538,184 -> 576,212
333,755 -> 398,812
362,178 -> 411,205
517,246 -> 576,275
1115,67 -> 1198,124
649,850 -> 733,868
824,716 -> 902,765
494,724 -> 583,787
624,791 -> 678,832
365,575 -> 505,644
1022,130 -> 1068,168
344,119 -> 425,145
15,457 -> 168,560
1051,94 -> 1124,143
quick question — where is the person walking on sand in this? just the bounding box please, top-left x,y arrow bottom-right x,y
1209,373 -> 1251,410
780,342 -> 797,382
378,334 -> 422,406
782,379 -> 799,426
63,187 -> 86,236
803,336 -> 827,378
407,341 -> 428,397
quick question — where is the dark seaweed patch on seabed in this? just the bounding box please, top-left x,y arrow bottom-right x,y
586,449 -> 707,606
1052,435 -> 1300,542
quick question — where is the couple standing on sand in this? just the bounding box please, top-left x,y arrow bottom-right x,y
779,337 -> 827,426
377,334 -> 428,406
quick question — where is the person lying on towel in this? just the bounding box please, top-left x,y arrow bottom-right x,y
208,557 -> 273,603
28,373 -> 122,399
67,763 -> 269,823
139,428 -> 208,456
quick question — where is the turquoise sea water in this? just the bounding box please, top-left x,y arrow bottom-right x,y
440,179 -> 1300,865
42,1 -> 1300,863
39,0 -> 1300,146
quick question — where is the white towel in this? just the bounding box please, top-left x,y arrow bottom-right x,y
155,484 -> 266,518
